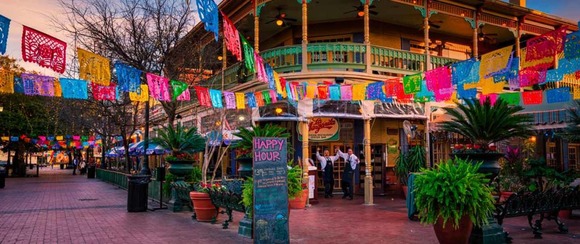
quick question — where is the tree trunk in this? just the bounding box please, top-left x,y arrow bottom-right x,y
13,141 -> 26,177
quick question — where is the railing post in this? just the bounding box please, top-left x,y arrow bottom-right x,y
301,0 -> 309,72
364,0 -> 371,73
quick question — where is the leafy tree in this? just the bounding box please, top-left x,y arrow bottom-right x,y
561,101 -> 580,142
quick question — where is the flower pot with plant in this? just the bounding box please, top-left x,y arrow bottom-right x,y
394,145 -> 425,199
414,158 -> 495,244
150,123 -> 205,212
288,163 -> 307,209
441,98 -> 533,180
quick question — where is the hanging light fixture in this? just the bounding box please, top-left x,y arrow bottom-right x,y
276,19 -> 284,26
275,107 -> 283,114
357,10 -> 365,17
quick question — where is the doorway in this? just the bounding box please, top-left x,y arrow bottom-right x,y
310,142 -> 354,192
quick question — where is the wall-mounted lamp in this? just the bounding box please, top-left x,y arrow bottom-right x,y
238,115 -> 246,121
357,11 -> 364,17
275,107 -> 283,114
276,19 -> 284,26
217,55 -> 223,61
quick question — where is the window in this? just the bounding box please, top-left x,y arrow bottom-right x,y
547,143 -> 557,168
570,145 -> 578,171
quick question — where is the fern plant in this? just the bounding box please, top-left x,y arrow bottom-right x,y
414,157 -> 495,229
241,177 -> 253,217
394,146 -> 426,185
287,162 -> 303,200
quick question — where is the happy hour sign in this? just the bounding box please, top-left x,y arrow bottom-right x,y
253,137 -> 289,244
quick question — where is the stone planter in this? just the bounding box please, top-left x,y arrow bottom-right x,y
166,159 -> 194,181
166,160 -> 194,212
452,152 -> 503,181
236,157 -> 253,179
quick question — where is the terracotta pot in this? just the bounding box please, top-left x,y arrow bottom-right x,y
499,191 -> 514,202
402,185 -> 409,199
558,209 -> 572,219
433,215 -> 473,244
190,191 -> 218,222
289,189 -> 308,209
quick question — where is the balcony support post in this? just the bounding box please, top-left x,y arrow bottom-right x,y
363,119 -> 373,205
423,0 -> 431,71
254,0 -> 259,52
301,0 -> 308,72
364,0 -> 371,74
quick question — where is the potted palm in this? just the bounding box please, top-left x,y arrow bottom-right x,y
150,122 -> 205,212
414,158 -> 495,244
394,145 -> 426,199
441,98 -> 533,180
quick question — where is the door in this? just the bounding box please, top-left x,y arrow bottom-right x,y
330,143 -> 353,191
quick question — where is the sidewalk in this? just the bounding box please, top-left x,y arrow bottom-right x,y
1,167 -> 579,243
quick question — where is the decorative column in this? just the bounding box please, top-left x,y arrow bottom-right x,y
254,0 -> 259,52
300,0 -> 309,72
515,17 -> 523,58
414,1 -> 436,71
363,119 -> 373,205
363,0 -> 371,73
465,8 -> 482,59
301,120 -> 310,205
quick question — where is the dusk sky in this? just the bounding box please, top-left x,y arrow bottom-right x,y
0,0 -> 579,76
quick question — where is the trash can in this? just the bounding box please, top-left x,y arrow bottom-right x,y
60,163 -> 64,170
127,175 -> 150,212
87,165 -> 96,179
0,167 -> 6,189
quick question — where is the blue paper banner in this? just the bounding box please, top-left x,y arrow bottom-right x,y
10,136 -> 18,142
196,0 -> 219,41
60,78 -> 88,100
456,83 -> 477,100
209,89 -> 223,108
246,92 -> 257,108
544,69 -> 563,84
13,76 -> 23,93
265,63 -> 276,91
329,85 -> 340,100
546,87 -> 571,103
451,59 -> 479,85
415,82 -> 434,102
115,62 -> 142,92
0,15 -> 10,54
565,31 -> 580,61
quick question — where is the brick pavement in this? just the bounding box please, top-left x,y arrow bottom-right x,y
1,168 -> 579,243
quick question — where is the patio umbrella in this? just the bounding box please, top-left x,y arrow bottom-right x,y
131,141 -> 169,155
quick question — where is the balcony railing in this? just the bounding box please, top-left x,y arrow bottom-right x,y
202,43 -> 460,88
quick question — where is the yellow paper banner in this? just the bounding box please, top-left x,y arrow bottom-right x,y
481,77 -> 505,95
353,84 -> 367,101
305,83 -> 316,98
1,136 -> 9,141
479,46 -> 513,78
574,87 -> 580,100
78,48 -> 111,86
54,78 -> 62,97
56,136 -> 63,141
129,85 -> 149,102
0,69 -> 14,94
235,92 -> 246,109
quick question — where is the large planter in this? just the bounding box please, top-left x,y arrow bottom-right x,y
402,185 -> 409,199
558,209 -> 572,219
190,191 -> 218,222
452,152 -> 503,181
236,157 -> 253,179
289,189 -> 308,209
166,160 -> 194,180
433,215 -> 474,244
499,191 -> 514,203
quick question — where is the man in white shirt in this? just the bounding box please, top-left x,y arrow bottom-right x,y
336,148 -> 359,200
316,148 -> 339,198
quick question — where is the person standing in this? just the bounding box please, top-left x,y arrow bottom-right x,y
336,147 -> 359,200
316,148 -> 339,198
72,157 -> 78,175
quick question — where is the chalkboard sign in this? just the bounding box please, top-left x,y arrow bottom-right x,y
253,137 -> 289,244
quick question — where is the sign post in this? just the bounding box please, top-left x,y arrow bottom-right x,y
253,137 -> 289,244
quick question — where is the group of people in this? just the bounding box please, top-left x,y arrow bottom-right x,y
315,147 -> 359,200
72,158 -> 88,175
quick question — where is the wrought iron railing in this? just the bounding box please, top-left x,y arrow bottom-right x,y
96,168 -> 168,203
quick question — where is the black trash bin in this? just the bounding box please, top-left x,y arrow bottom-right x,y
60,163 -> 64,170
0,167 -> 6,189
87,165 -> 96,179
127,175 -> 150,212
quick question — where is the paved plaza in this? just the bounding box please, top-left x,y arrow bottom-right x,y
1,168 -> 579,243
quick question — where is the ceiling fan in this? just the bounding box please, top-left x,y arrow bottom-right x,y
343,4 -> 378,16
265,8 -> 298,26
419,20 -> 443,30
478,28 -> 498,43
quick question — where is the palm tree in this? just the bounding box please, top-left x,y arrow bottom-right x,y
151,123 -> 205,157
562,101 -> 580,142
441,98 -> 534,150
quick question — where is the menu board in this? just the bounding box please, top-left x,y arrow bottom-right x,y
253,137 -> 289,244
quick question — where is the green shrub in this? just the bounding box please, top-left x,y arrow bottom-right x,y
414,157 -> 495,229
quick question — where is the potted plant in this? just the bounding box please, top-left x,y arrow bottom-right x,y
441,98 -> 533,179
287,163 -> 307,209
150,123 -> 205,212
497,146 -> 526,202
414,157 -> 495,244
394,145 -> 426,199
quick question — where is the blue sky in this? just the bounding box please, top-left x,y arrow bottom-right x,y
525,0 -> 580,21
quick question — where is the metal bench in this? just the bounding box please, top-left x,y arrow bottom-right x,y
207,179 -> 246,229
494,187 -> 580,241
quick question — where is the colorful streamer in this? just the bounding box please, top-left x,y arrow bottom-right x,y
170,80 -> 189,101
246,92 -> 257,108
329,85 -> 341,100
60,78 -> 88,100
224,91 -> 236,109
21,73 -> 54,96
240,35 -> 256,74
317,85 -> 329,100
255,52 -> 268,82
209,89 -> 223,108
0,69 -> 14,93
255,91 -> 265,106
269,90 -> 278,103
0,15 -> 10,54
146,73 -> 170,101
526,27 -> 567,62
115,62 -> 142,92
565,31 -> 580,61
352,84 -> 367,101
194,86 -> 212,107
456,83 -> 476,100
340,85 -> 352,101
522,90 -> 543,105
195,0 -> 219,41
479,46 -> 513,78
22,26 -> 67,73
129,85 -> 149,102
235,92 -> 246,109
451,59 -> 479,85
403,73 -> 422,94
221,11 -> 242,61
91,83 -> 117,101
78,48 -> 111,85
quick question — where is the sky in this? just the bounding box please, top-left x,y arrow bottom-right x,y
0,0 -> 579,76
